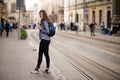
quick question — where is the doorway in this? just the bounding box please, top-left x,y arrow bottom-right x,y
107,10 -> 111,28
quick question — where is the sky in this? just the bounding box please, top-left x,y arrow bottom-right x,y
25,0 -> 39,10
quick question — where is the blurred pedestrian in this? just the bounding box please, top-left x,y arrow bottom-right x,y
74,21 -> 79,33
60,22 -> 64,30
89,22 -> 96,36
5,20 -> 10,37
9,21 -> 13,32
53,22 -> 57,30
65,22 -> 69,31
14,22 -> 18,31
0,17 -> 4,37
70,21 -> 74,31
33,23 -> 36,29
31,9 -> 51,74
28,23 -> 31,29
0,20 -> 2,37
100,21 -> 105,34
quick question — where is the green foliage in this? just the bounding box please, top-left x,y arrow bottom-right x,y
20,28 -> 27,39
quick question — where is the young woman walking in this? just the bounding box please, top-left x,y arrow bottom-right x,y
31,10 -> 51,73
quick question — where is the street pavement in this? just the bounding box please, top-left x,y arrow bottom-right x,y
0,31 -> 54,80
0,30 -> 119,80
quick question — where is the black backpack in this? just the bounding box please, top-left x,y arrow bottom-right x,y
48,23 -> 56,37
41,21 -> 56,37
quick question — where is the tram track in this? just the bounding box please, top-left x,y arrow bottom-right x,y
29,30 -> 94,80
29,30 -> 120,80
51,40 -> 120,80
52,44 -> 94,80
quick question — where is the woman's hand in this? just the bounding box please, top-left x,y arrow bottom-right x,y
38,25 -> 42,29
38,23 -> 42,29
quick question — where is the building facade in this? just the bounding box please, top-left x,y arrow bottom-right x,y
87,0 -> 112,28
64,0 -> 112,31
39,0 -> 64,23
0,0 -> 7,19
4,0 -> 26,24
25,11 -> 34,25
111,0 -> 120,25
33,4 -> 39,24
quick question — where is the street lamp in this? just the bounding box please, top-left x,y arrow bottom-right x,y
75,0 -> 78,22
83,0 -> 86,32
69,0 -> 70,22
16,0 -> 24,40
83,0 -> 88,33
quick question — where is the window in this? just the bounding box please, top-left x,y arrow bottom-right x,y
0,0 -> 3,3
11,3 -> 16,12
99,10 -> 102,24
92,11 -> 95,23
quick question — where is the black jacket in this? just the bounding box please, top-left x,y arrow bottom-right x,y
5,22 -> 9,31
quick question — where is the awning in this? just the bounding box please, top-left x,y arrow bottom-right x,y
8,16 -> 16,20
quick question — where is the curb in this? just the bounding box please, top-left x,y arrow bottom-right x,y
60,31 -> 120,45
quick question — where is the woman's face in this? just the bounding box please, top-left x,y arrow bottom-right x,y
39,12 -> 43,19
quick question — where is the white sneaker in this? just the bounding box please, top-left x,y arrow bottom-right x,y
31,70 -> 39,74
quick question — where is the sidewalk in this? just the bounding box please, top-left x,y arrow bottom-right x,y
0,31 -> 54,80
60,30 -> 120,44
